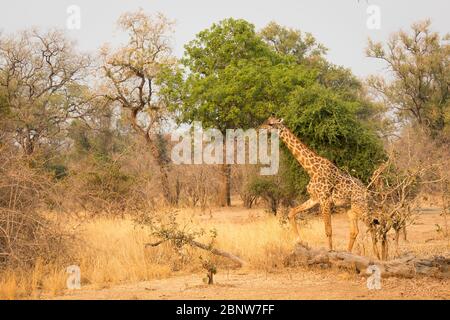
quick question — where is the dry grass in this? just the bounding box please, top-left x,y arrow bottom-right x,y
0,217 -> 172,299
0,210 -> 293,299
75,218 -> 173,286
0,261 -> 66,299
1,207 -> 448,300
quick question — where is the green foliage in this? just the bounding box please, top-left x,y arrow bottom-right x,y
44,163 -> 68,180
162,18 -> 386,197
248,178 -> 281,214
279,84 -> 385,192
163,18 -> 279,131
68,118 -> 125,161
68,120 -> 92,154
65,117 -> 138,211
259,23 -> 385,191
182,18 -> 276,75
84,159 -> 135,202
260,21 -> 327,63
247,172 -> 295,214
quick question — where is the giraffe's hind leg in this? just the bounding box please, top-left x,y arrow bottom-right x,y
288,198 -> 318,243
347,209 -> 360,253
320,199 -> 333,251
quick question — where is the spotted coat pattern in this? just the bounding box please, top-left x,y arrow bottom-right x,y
264,117 -> 370,252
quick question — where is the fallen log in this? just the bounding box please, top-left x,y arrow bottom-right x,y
145,239 -> 246,268
284,243 -> 450,278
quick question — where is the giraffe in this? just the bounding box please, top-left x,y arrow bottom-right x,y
263,116 -> 379,256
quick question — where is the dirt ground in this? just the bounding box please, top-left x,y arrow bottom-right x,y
46,207 -> 449,300
51,270 -> 449,300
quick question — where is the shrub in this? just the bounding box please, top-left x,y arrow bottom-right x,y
0,147 -> 69,269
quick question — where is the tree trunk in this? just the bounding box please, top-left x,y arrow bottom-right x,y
381,235 -> 389,260
270,198 -> 278,214
219,164 -> 231,206
174,176 -> 181,206
158,165 -> 173,204
23,132 -> 35,155
146,134 -> 175,205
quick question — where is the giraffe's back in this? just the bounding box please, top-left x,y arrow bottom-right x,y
331,169 -> 368,208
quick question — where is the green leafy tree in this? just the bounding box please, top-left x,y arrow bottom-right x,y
259,23 -> 385,193
163,19 -> 385,203
261,22 -> 388,136
260,21 -> 327,64
162,18 -> 280,206
280,84 -> 385,194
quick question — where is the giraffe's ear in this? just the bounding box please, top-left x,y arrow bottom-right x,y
280,118 -> 284,124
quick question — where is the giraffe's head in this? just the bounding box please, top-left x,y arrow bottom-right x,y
261,116 -> 284,130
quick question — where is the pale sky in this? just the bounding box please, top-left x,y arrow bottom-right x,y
0,0 -> 448,78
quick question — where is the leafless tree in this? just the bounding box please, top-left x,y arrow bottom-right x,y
368,151 -> 442,260
366,20 -> 449,137
0,29 -> 91,154
101,10 -> 177,203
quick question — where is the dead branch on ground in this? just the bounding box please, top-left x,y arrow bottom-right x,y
285,243 -> 449,279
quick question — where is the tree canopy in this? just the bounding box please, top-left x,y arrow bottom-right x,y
162,18 -> 386,198
163,18 -> 279,131
367,20 -> 450,140
0,29 -> 91,155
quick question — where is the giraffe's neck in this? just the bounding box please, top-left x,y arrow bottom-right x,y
278,125 -> 327,177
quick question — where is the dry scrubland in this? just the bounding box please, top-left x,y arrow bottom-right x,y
0,11 -> 448,301
0,203 -> 448,300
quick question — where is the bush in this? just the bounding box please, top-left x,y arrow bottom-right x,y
0,147 -> 69,269
247,175 -> 294,214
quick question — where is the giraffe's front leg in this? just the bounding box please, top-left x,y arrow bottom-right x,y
288,198 -> 318,245
320,199 -> 333,251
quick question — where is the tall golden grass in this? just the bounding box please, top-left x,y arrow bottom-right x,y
0,211 -> 299,299
1,208 -> 448,299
